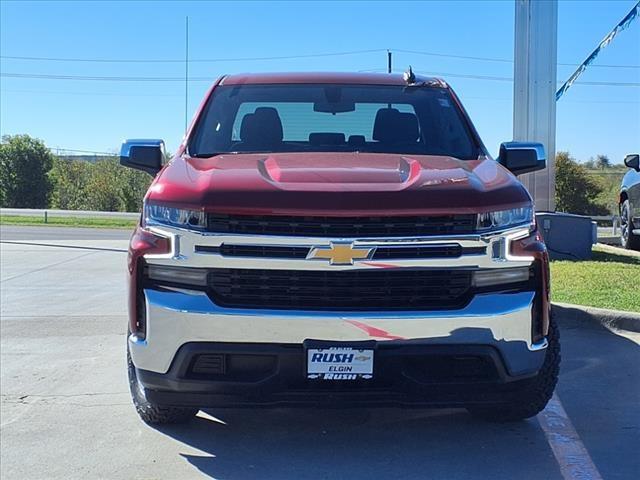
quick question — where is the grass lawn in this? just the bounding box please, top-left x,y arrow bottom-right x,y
0,215 -> 137,229
550,245 -> 639,313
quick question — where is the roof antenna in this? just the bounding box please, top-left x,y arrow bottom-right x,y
403,65 -> 416,85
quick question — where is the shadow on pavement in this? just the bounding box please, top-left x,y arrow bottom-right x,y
555,316 -> 640,480
156,406 -> 559,479
152,319 -> 639,480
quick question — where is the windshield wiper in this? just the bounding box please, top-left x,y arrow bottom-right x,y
189,152 -> 225,158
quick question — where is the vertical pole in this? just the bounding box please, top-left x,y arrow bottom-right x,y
513,0 -> 558,212
184,16 -> 189,134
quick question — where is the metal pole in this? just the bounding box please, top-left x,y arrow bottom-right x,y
387,50 -> 392,73
513,0 -> 558,212
184,16 -> 189,133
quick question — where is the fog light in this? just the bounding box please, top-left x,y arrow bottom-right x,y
472,267 -> 530,287
146,265 -> 208,286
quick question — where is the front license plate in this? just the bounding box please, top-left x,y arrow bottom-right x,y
307,347 -> 374,380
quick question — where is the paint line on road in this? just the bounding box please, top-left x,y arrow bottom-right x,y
0,240 -> 127,253
538,393 -> 603,480
0,250 -> 98,283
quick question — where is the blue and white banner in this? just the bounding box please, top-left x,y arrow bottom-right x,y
556,1 -> 640,101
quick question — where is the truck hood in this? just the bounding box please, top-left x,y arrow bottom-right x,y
147,152 -> 531,215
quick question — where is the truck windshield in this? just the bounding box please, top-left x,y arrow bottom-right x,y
189,84 -> 479,159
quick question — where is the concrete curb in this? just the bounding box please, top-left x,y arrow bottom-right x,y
595,243 -> 640,258
553,302 -> 640,333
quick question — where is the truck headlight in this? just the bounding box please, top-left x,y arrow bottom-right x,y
477,206 -> 533,232
144,203 -> 207,231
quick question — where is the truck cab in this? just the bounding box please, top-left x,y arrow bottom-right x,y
121,72 -> 558,424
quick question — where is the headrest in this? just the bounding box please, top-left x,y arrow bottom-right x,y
348,135 -> 366,146
373,108 -> 419,143
309,133 -> 346,145
240,107 -> 283,145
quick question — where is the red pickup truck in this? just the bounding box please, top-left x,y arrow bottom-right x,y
121,72 -> 558,424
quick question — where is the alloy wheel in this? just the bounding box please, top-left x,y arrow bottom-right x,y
621,202 -> 630,245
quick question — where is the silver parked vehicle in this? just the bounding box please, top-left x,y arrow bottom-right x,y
620,153 -> 640,250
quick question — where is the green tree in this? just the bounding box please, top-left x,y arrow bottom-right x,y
48,155 -> 151,212
587,164 -> 627,215
118,162 -> 152,212
595,154 -> 611,169
0,134 -> 54,207
49,157 -> 92,210
555,151 -> 609,216
84,158 -> 151,212
83,159 -> 127,211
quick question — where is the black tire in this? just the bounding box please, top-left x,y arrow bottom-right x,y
468,314 -> 560,422
127,349 -> 198,425
620,199 -> 640,251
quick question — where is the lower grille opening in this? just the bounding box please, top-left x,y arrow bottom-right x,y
190,354 -> 225,376
402,355 -> 499,383
186,353 -> 277,381
183,349 -> 501,385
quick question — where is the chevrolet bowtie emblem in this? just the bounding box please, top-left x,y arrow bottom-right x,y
307,242 -> 376,265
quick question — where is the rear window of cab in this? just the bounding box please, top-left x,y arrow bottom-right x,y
189,84 -> 479,159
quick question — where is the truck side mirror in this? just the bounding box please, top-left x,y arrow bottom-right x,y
497,142 -> 546,176
120,139 -> 165,175
623,153 -> 640,172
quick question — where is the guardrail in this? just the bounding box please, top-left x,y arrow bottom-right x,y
0,208 -> 623,233
1,208 -> 140,221
591,215 -> 620,235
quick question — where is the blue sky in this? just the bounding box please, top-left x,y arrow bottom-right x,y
1,0 -> 638,163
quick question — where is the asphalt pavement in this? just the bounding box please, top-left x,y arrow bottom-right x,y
1,226 -> 638,480
0,224 -> 132,241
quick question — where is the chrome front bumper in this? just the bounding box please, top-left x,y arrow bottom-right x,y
129,288 -> 546,377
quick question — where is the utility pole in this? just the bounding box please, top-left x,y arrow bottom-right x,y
184,16 -> 189,134
387,50 -> 392,73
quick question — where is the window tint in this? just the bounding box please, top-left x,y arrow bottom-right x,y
231,102 -> 415,142
190,84 -> 478,159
